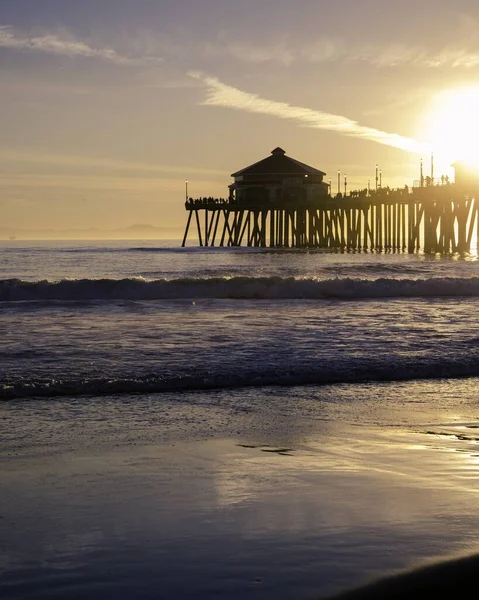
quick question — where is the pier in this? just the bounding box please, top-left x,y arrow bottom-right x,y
182,189 -> 478,253
181,148 -> 479,253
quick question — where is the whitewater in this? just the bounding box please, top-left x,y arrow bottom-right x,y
2,239 -> 479,599
3,274 -> 479,301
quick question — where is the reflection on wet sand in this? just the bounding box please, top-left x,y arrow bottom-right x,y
3,381 -> 479,598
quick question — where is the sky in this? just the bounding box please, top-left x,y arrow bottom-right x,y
2,0 -> 479,234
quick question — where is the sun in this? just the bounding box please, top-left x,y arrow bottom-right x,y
422,86 -> 479,172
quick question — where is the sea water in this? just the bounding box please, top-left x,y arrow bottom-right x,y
1,240 -> 479,399
1,240 -> 479,598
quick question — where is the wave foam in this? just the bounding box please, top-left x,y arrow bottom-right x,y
2,358 -> 478,400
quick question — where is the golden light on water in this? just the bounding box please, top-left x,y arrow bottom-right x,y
422,86 -> 479,174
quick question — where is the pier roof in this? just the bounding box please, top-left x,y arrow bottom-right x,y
231,147 -> 326,177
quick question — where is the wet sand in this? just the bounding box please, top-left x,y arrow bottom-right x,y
2,383 -> 479,598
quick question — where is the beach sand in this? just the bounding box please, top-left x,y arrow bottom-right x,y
323,552 -> 479,598
2,381 -> 479,599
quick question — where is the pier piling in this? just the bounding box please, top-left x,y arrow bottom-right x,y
182,188 -> 478,253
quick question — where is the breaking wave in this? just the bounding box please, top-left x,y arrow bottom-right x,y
2,357 -> 478,400
1,276 -> 479,302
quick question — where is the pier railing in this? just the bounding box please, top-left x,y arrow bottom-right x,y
182,185 -> 478,253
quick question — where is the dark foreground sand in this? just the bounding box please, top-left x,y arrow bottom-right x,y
323,553 -> 479,598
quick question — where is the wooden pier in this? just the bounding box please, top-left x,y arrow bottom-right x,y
182,186 -> 478,253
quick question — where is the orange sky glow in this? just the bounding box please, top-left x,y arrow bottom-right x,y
1,0 -> 479,236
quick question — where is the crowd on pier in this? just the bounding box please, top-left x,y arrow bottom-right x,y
185,178 -> 456,209
185,197 -> 229,208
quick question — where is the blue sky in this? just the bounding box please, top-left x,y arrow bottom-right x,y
2,0 -> 479,232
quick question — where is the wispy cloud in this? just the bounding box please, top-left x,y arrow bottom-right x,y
171,30 -> 479,70
3,24 -> 478,72
0,147 -> 225,179
223,39 -> 479,69
189,72 -> 430,155
0,26 -> 163,65
224,41 -> 295,66
0,173 -> 204,193
351,43 -> 479,69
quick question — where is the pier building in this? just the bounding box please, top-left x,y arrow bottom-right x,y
229,147 -> 329,206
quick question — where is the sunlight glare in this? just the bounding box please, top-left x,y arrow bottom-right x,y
422,86 -> 479,173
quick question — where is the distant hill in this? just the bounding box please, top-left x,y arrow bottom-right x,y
123,224 -> 160,232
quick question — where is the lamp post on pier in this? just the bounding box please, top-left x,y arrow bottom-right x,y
185,179 -> 188,202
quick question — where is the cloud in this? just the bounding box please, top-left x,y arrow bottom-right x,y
0,173 -> 201,193
3,24 -> 478,72
0,148 -> 225,179
191,29 -> 479,69
224,39 -> 479,69
351,44 -> 479,69
0,26 -> 163,65
189,72 -> 430,155
171,29 -> 479,70
225,42 -> 295,66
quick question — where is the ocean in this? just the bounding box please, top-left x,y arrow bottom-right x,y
2,240 -> 479,599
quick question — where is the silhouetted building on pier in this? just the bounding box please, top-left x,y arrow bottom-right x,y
229,147 -> 329,206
